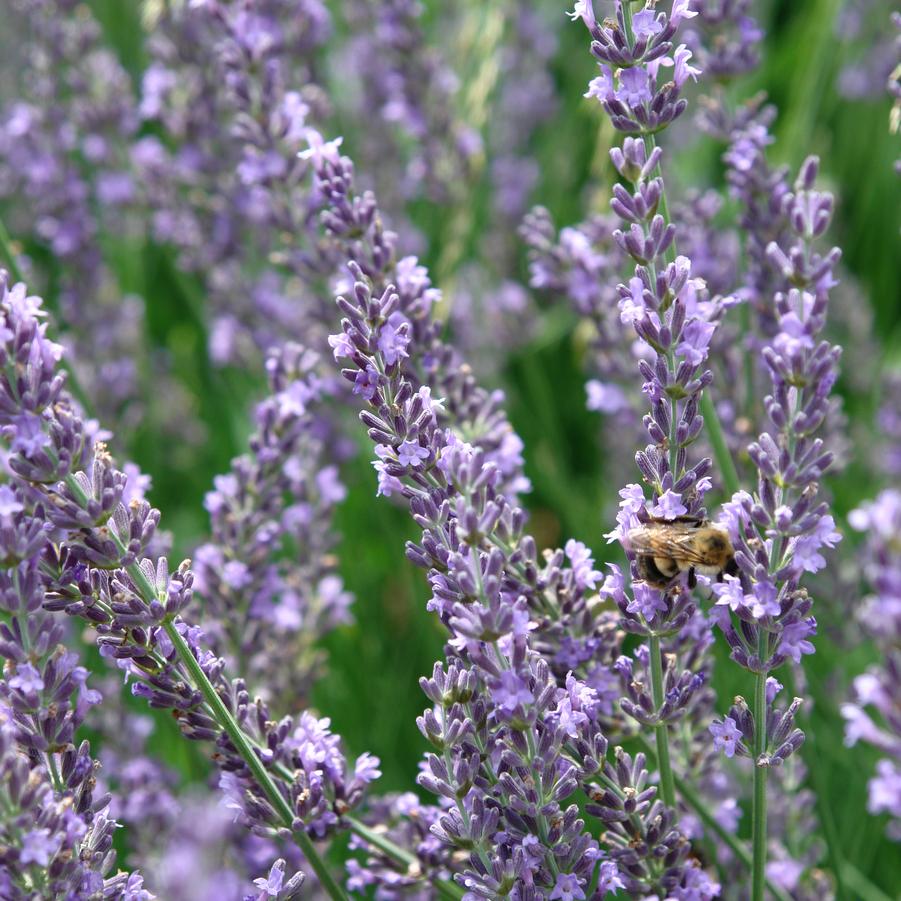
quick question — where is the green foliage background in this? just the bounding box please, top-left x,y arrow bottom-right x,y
10,0 -> 901,895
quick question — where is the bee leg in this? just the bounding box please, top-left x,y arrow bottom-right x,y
687,567 -> 697,590
724,557 -> 739,579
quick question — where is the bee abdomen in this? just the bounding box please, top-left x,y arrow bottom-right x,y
636,554 -> 678,588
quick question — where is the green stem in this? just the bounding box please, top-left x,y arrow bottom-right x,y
0,217 -> 25,283
751,666 -> 768,901
99,522 -> 347,901
47,753 -> 63,793
648,634 -> 676,809
163,621 -> 347,900
634,735 -> 791,901
345,816 -> 465,901
700,392 -> 741,496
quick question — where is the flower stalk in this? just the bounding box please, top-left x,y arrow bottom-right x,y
648,634 -> 676,809
752,666 -> 768,901
634,733 -> 793,901
108,525 -> 349,901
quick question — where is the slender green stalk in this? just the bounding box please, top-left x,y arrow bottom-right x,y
700,392 -> 741,496
161,621 -> 346,901
751,666 -> 768,901
672,766 -> 791,901
634,735 -> 792,901
99,522 -> 349,901
0,217 -> 25,283
345,816 -> 416,866
648,634 -> 676,809
841,863 -> 895,901
345,817 -> 465,901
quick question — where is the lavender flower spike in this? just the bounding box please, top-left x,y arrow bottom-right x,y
318,116 -> 718,894
193,342 -> 352,713
0,711 -> 154,899
0,467 -> 151,896
576,0 -> 733,823
709,154 -> 842,899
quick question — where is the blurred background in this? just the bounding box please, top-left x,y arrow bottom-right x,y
1,0 -> 900,895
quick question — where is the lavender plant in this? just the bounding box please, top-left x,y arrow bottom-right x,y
309,104 -> 736,893
0,0 -> 897,896
0,358 -> 151,894
0,273 -> 375,899
570,5 -> 843,900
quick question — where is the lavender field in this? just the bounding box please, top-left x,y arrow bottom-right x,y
0,0 -> 899,898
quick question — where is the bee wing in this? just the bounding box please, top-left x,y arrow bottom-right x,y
625,523 -> 713,565
666,531 -> 722,566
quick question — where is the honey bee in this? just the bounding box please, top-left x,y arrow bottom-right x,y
624,517 -> 737,590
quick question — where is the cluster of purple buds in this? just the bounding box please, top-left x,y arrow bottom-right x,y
710,679 -> 805,767
575,0 -> 700,135
584,746 -> 721,899
843,490 -> 901,839
598,132 -> 733,640
136,0 -> 333,365
682,0 -> 762,81
245,859 -> 305,901
711,156 -> 841,678
611,640 -> 706,729
0,293 -> 149,896
193,341 -> 351,713
308,129 -> 529,499
0,274 -> 377,866
419,662 -> 608,899
0,713 -> 152,900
